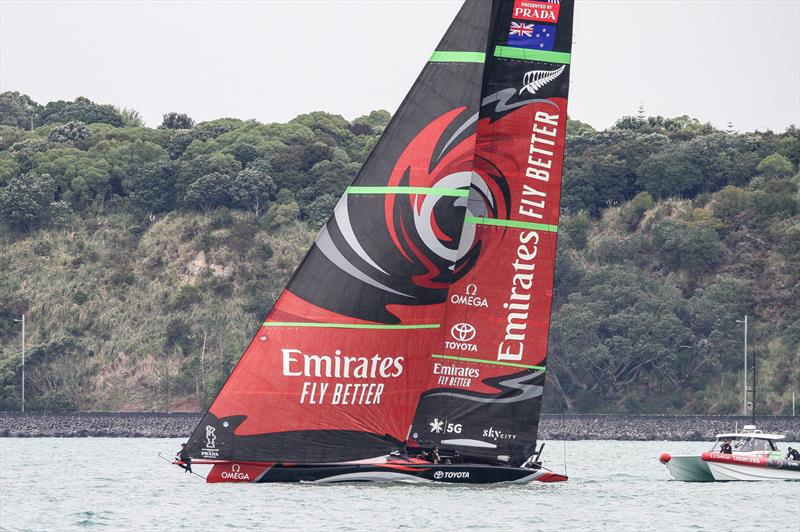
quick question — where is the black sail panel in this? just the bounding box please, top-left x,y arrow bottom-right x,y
287,0 -> 493,324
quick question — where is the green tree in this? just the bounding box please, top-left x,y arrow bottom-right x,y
566,116 -> 596,136
230,168 -> 276,215
551,266 -> 692,406
620,191 -> 654,230
184,172 -> 235,210
39,97 -> 125,127
291,111 -> 353,145
103,139 -> 169,194
561,211 -> 591,249
350,110 -> 391,135
29,147 -> 110,207
123,162 -> 177,214
48,121 -> 91,143
160,112 -> 195,130
269,201 -> 299,227
756,153 -> 794,179
710,186 -> 748,223
651,219 -> 724,276
304,193 -> 337,228
118,107 -> 145,127
177,152 -> 241,200
0,92 -> 40,130
0,151 -> 21,186
0,173 -> 57,230
637,146 -> 704,199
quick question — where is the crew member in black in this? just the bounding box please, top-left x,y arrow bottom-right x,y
787,447 -> 800,461
719,439 -> 733,454
177,443 -> 192,473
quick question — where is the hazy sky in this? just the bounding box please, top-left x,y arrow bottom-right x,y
1,0 -> 798,132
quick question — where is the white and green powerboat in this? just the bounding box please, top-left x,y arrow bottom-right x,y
660,426 -> 799,482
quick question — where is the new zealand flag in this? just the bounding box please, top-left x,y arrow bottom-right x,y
507,21 -> 556,50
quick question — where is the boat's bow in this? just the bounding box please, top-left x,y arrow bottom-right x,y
659,452 -> 714,482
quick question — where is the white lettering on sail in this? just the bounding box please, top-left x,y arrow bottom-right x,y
450,283 -> 489,308
433,363 -> 481,388
497,111 -> 560,362
281,349 -> 404,379
281,348 -> 403,405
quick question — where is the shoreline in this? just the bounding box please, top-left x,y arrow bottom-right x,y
1,412 -> 798,440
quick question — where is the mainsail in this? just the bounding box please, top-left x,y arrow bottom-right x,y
186,0 -> 573,468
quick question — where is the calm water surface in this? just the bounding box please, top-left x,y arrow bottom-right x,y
1,438 -> 798,531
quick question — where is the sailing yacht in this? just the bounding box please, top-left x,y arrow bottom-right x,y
180,0 -> 575,484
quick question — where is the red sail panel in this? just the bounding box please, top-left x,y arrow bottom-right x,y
409,0 -> 574,466
443,101 -> 566,371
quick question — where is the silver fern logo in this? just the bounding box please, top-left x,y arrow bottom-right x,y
519,65 -> 565,96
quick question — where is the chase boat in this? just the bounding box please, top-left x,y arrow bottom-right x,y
660,426 -> 800,481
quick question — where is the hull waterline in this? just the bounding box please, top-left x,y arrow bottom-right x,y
203,461 -> 568,484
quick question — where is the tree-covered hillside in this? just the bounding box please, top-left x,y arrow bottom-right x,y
1,92 -> 798,413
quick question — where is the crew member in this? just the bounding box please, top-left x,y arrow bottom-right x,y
432,448 -> 441,464
177,443 -> 192,473
719,439 -> 733,454
787,447 -> 800,461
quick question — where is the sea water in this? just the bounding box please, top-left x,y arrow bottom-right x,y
1,438 -> 798,531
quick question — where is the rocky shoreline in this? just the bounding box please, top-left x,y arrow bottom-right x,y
1,412 -> 798,440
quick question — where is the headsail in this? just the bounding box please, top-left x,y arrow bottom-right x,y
409,0 -> 574,466
185,0 -> 494,463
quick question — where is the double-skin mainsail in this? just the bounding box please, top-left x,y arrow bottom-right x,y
185,0 -> 574,483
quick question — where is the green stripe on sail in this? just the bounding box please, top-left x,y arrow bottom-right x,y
262,322 -> 440,330
432,354 -> 545,371
494,46 -> 571,64
347,186 -> 469,197
464,216 -> 558,233
429,51 -> 486,63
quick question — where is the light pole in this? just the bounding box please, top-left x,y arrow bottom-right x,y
13,314 -> 25,413
736,315 -> 748,416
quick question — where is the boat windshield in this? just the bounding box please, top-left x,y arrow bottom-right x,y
738,438 -> 776,452
713,437 -> 776,452
711,437 -> 744,451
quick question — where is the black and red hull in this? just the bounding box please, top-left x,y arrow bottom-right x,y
200,461 -> 567,484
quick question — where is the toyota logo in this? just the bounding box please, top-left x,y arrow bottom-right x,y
450,323 -> 476,342
433,470 -> 444,479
